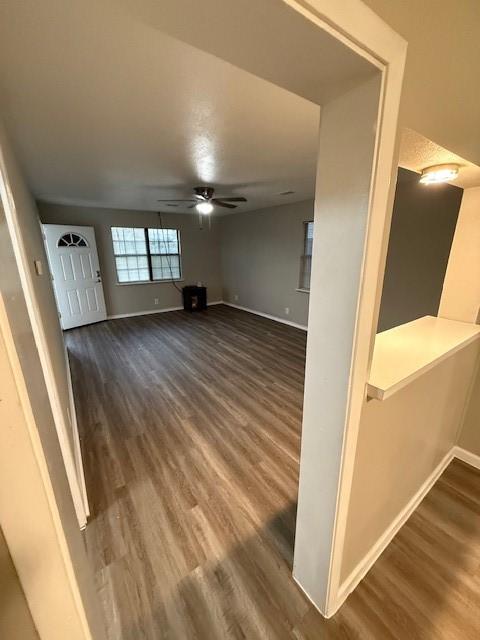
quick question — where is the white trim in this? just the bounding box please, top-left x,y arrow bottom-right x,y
116,279 -> 185,286
453,446 -> 480,470
106,300 -> 224,320
367,317 -> 480,401
316,23 -> 406,619
108,306 -> 182,319
334,448 -> 455,615
0,153 -> 87,528
65,348 -> 89,524
223,302 -> 308,331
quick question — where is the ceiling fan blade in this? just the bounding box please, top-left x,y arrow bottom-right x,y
157,198 -> 195,202
214,200 -> 237,209
213,197 -> 247,202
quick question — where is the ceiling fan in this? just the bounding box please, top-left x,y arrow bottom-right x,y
158,186 -> 247,214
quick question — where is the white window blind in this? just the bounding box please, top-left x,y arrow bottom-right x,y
299,221 -> 313,291
112,227 -> 149,283
148,228 -> 181,281
111,227 -> 181,283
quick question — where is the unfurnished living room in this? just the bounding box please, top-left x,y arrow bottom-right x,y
1,2 -> 480,640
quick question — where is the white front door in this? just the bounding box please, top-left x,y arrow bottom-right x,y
43,225 -> 107,330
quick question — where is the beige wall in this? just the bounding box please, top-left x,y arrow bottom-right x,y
0,528 -> 39,640
0,131 -> 104,638
341,339 -> 480,581
340,177 -> 480,592
0,295 -> 103,640
459,366 -> 480,456
0,126 -> 87,524
439,186 -> 480,457
220,200 -> 312,327
0,130 -> 73,462
439,187 -> 480,324
38,203 -> 223,317
363,0 -> 480,165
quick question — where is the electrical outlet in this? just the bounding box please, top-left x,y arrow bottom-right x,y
234,294 -> 239,301
154,298 -> 159,305
285,307 -> 290,315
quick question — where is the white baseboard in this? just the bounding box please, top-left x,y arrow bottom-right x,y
64,348 -> 89,526
107,300 -> 224,320
222,302 -> 307,331
334,448 -> 455,613
107,301 -> 306,331
453,445 -> 480,470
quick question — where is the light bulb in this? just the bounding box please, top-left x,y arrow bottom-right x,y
196,201 -> 214,214
419,164 -> 459,185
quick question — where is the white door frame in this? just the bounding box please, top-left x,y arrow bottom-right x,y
0,182 -> 89,530
43,224 -> 107,330
282,0 -> 406,617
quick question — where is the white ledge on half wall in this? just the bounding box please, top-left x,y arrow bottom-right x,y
367,315 -> 480,401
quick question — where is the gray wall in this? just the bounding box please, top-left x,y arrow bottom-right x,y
377,168 -> 463,332
38,176 -> 463,330
38,203 -> 223,317
220,200 -> 312,327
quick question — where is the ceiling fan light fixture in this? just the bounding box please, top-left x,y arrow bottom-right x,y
419,163 -> 459,185
196,201 -> 213,215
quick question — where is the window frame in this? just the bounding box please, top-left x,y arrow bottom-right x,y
147,227 -> 182,283
111,226 -> 182,285
298,220 -> 314,292
57,232 -> 89,248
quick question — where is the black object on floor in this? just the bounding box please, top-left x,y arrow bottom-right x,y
183,286 -> 207,311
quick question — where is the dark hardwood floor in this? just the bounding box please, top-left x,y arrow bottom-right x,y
66,305 -> 480,639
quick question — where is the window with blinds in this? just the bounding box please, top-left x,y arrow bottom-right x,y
299,221 -> 313,291
111,227 -> 181,283
148,228 -> 181,281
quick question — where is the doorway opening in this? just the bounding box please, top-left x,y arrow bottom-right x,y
0,0 -> 405,636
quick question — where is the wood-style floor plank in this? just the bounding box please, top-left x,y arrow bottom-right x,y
66,305 -> 480,639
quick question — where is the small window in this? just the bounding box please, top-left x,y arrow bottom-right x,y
58,232 -> 88,247
111,227 -> 181,283
299,221 -> 313,291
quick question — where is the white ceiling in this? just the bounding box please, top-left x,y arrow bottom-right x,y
0,0 -> 374,215
363,0 -> 480,167
399,128 -> 480,190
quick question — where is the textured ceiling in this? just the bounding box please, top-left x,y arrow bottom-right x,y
363,0 -> 480,166
0,0 -> 374,215
399,129 -> 480,190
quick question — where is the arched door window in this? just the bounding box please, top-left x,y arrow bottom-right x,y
57,232 -> 88,248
